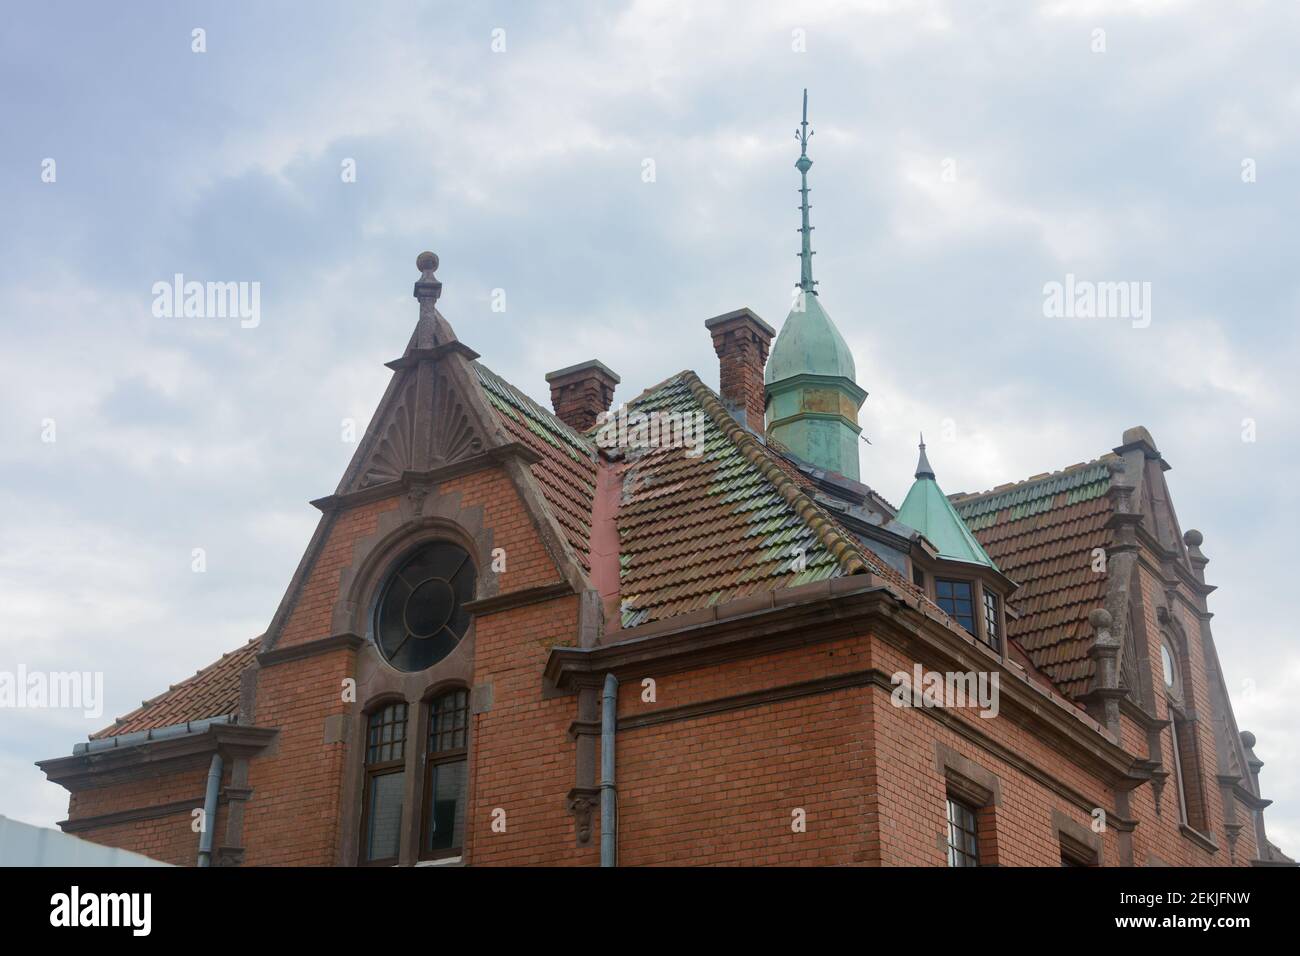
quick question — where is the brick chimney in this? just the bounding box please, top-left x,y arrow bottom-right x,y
705,308 -> 775,432
545,360 -> 620,432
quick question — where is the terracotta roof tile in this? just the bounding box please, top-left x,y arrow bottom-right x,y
92,637 -> 261,739
475,364 -> 598,570
615,373 -> 855,628
953,458 -> 1114,698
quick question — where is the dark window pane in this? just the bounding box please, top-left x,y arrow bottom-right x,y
425,759 -> 467,853
366,702 -> 408,765
430,689 -> 469,753
375,544 -> 475,673
365,771 -> 405,862
982,591 -> 1000,651
936,580 -> 976,635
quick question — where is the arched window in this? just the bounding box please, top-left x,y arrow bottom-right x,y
360,701 -> 409,865
1161,630 -> 1207,832
421,688 -> 469,860
374,542 -> 475,672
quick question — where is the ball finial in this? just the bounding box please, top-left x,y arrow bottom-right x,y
1184,529 -> 1203,548
1088,608 -> 1112,631
1240,730 -> 1257,749
417,251 -> 439,274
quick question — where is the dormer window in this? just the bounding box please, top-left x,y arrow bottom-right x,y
983,591 -> 1000,646
936,579 -> 976,634
934,577 -> 1002,654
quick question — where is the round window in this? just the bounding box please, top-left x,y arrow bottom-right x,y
374,543 -> 475,672
1161,641 -> 1178,694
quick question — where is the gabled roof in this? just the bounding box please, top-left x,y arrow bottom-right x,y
952,458 -> 1114,698
92,637 -> 261,739
612,371 -> 876,628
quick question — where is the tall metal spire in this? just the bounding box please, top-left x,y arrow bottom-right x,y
795,89 -> 817,296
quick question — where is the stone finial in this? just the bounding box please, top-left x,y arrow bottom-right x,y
915,434 -> 936,480
414,251 -> 443,303
1120,425 -> 1159,455
1240,730 -> 1257,750
1089,607 -> 1113,634
1183,528 -> 1208,581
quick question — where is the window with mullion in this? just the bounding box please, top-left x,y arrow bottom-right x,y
946,796 -> 980,867
936,579 -> 976,636
361,702 -> 409,865
981,589 -> 1001,652
421,689 -> 469,860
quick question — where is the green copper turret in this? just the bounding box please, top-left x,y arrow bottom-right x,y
764,90 -> 867,481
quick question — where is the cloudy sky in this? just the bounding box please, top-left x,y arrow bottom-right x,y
2,0 -> 1297,850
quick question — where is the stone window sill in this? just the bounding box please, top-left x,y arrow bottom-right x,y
1179,824 -> 1219,854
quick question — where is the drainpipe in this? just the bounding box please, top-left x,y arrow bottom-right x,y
600,673 -> 618,867
196,752 -> 223,867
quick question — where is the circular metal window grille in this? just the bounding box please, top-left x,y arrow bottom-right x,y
374,543 -> 475,672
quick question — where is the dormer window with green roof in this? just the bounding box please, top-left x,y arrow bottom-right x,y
898,438 -> 1010,655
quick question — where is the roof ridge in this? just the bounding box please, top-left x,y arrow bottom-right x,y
949,453 -> 1118,504
474,362 -> 595,456
680,371 -> 871,576
625,369 -> 694,406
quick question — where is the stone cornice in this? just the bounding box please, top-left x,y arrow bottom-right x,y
1219,774 -> 1272,811
59,795 -> 225,833
463,582 -> 574,617
383,341 -> 480,370
545,577 -> 1143,787
310,444 -> 544,514
1120,696 -> 1169,732
257,631 -> 364,668
38,725 -> 277,792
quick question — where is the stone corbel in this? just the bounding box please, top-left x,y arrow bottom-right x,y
566,787 -> 600,847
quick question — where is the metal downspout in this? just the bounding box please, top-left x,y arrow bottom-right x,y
196,752 -> 223,867
600,673 -> 618,867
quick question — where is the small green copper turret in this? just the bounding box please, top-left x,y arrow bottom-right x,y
764,90 -> 867,481
896,436 -> 999,569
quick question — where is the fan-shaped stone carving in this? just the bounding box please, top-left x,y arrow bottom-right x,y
430,370 -> 483,465
360,376 -> 417,487
356,369 -> 484,488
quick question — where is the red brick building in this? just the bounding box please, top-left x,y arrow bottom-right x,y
37,117 -> 1292,867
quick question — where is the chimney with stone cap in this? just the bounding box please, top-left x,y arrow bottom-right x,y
705,308 -> 775,433
545,360 -> 620,432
